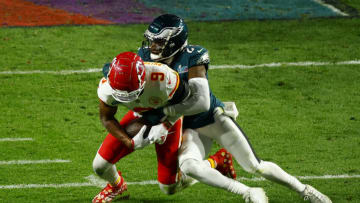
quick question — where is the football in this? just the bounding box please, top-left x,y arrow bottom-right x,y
124,117 -> 151,138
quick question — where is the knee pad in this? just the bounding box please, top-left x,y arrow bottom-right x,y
159,182 -> 177,195
92,153 -> 113,176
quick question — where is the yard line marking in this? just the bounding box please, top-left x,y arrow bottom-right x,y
0,68 -> 100,75
1,174 -> 359,189
298,174 -> 360,180
0,183 -> 93,189
0,138 -> 34,142
0,159 -> 71,165
85,175 -> 158,188
1,60 -> 360,75
312,0 -> 349,16
211,60 -> 360,69
238,174 -> 360,182
85,175 -> 107,188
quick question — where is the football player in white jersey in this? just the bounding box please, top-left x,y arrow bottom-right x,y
137,14 -> 332,203
92,52 -> 237,203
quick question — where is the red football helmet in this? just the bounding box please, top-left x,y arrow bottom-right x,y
107,52 -> 146,102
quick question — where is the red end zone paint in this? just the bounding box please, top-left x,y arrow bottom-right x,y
0,0 -> 113,27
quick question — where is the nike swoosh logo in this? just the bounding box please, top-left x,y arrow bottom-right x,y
197,48 -> 204,53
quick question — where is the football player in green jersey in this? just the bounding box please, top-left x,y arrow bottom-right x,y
138,14 -> 332,203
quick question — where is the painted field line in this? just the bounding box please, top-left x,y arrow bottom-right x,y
0,138 -> 34,142
0,68 -> 100,75
239,174 -> 360,182
1,60 -> 360,75
211,60 -> 360,69
0,159 -> 71,165
0,183 -> 93,189
1,174 -> 359,189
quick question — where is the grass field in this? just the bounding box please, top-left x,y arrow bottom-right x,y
1,16 -> 360,202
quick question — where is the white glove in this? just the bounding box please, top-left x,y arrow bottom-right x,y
148,123 -> 169,144
131,126 -> 150,150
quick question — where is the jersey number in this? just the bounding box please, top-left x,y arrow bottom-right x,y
151,72 -> 165,81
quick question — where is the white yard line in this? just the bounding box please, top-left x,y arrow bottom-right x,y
0,138 -> 34,142
1,60 -> 359,75
0,183 -> 93,189
211,60 -> 360,69
0,174 -> 359,189
238,174 -> 360,182
312,0 -> 349,16
0,68 -> 101,75
0,159 -> 70,165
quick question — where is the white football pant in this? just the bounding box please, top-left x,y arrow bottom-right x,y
177,128 -> 250,195
193,108 -> 306,193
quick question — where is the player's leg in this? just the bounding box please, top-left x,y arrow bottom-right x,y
178,129 -> 268,202
155,118 -> 184,194
92,110 -> 137,203
198,108 -> 331,202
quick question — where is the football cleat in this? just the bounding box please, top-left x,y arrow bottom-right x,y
92,172 -> 128,203
208,148 -> 237,179
243,187 -> 269,203
301,184 -> 332,203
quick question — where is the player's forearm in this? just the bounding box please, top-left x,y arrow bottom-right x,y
163,77 -> 210,116
101,119 -> 133,149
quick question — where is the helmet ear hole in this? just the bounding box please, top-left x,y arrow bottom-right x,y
107,52 -> 146,103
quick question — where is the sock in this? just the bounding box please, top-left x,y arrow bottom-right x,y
206,158 -> 216,168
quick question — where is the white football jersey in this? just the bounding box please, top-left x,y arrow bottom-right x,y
97,62 -> 180,113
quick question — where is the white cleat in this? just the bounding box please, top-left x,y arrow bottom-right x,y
301,184 -> 332,203
243,187 -> 269,203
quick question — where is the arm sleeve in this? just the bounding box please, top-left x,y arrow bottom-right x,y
163,77 -> 210,117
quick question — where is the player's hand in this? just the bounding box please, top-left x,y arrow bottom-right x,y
131,126 -> 150,150
148,123 -> 169,144
141,108 -> 166,125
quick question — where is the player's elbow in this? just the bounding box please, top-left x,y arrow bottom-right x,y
198,94 -> 210,112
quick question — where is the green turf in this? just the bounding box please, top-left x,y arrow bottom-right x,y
1,17 -> 360,202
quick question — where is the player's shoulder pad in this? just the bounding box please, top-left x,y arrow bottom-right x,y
97,77 -> 119,107
184,45 -> 210,67
144,61 -> 177,76
137,47 -> 151,61
102,63 -> 111,78
144,61 -> 165,67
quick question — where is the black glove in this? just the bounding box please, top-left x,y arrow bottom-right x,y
141,107 -> 166,126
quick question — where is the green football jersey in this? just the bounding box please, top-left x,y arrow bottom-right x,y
138,45 -> 224,129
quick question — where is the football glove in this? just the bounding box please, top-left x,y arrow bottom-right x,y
141,107 -> 166,126
131,125 -> 150,150
148,123 -> 170,144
